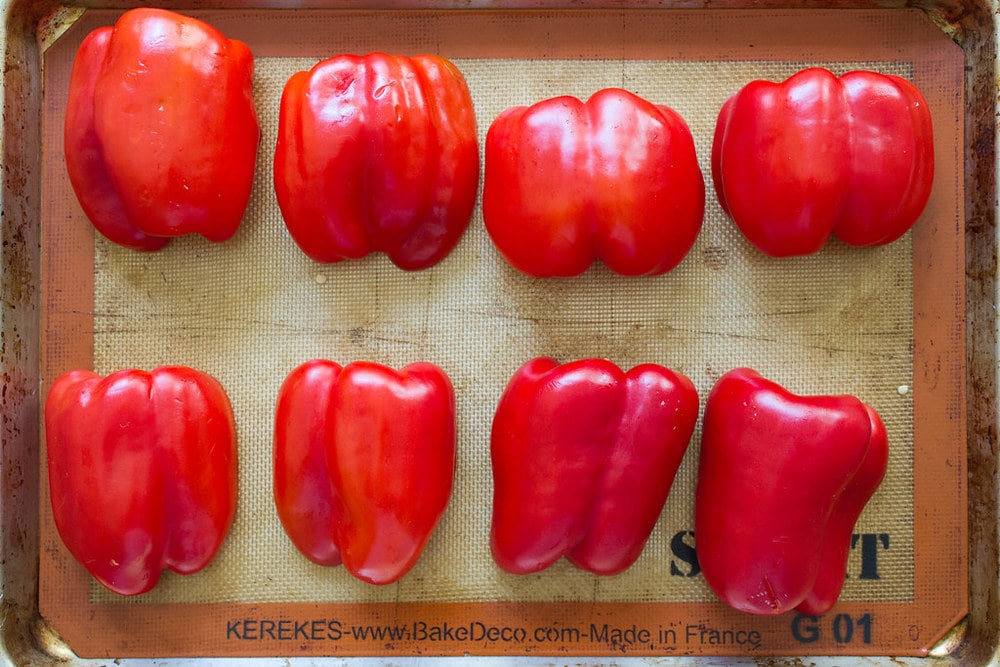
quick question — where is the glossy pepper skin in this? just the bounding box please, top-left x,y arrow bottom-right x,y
45,367 -> 238,596
274,360 -> 456,585
274,54 -> 479,270
64,8 -> 260,251
695,368 -> 888,615
482,88 -> 705,277
711,67 -> 934,257
490,357 -> 699,575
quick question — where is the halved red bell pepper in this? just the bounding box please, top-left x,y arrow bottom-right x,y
711,67 -> 934,257
695,368 -> 888,615
64,8 -> 260,251
45,367 -> 238,596
274,360 -> 455,585
482,88 -> 705,277
273,53 -> 479,270
490,357 -> 699,575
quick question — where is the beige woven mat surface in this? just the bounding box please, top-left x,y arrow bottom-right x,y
90,56 -> 914,605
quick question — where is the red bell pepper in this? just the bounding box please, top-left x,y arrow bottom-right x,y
273,53 -> 479,270
695,368 -> 888,615
274,360 -> 455,585
711,67 -> 934,257
64,8 -> 260,251
490,357 -> 699,575
482,88 -> 705,277
45,367 -> 238,596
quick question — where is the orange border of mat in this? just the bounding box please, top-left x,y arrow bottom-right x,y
39,8 -> 966,658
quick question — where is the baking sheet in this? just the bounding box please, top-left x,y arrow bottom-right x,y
34,6 -> 967,660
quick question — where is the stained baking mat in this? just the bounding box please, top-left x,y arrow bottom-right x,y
39,7 -> 965,659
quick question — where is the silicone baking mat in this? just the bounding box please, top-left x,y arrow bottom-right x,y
39,7 -> 965,658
